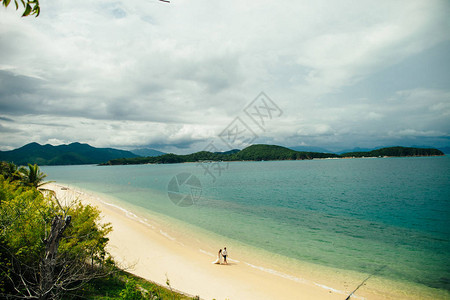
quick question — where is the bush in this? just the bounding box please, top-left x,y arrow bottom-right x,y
0,174 -> 113,299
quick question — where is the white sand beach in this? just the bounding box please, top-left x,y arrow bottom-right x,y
44,183 -> 433,300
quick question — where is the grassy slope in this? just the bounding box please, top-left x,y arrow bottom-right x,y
78,269 -> 197,300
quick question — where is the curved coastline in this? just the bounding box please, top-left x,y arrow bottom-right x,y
44,182 -> 448,300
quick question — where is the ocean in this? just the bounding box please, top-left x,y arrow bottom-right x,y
42,156 -> 450,298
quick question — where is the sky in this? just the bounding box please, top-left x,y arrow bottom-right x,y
0,0 -> 449,153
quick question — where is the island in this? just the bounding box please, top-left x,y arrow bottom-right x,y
102,145 -> 444,165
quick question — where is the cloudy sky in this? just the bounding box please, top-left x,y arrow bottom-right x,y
0,0 -> 449,153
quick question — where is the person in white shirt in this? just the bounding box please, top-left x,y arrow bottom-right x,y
222,247 -> 228,264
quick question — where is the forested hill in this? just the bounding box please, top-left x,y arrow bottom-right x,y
0,142 -> 138,165
104,144 -> 443,165
340,146 -> 444,158
105,144 -> 340,165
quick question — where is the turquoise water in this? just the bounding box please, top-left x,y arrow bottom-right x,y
42,156 -> 450,293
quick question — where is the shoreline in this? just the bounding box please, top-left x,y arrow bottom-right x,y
102,154 -> 447,166
44,182 -> 448,300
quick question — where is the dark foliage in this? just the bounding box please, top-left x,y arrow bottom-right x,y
341,146 -> 444,157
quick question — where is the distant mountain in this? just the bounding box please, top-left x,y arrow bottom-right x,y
289,146 -> 334,153
215,149 -> 240,155
130,148 -> 166,157
0,142 -> 138,165
337,147 -> 379,154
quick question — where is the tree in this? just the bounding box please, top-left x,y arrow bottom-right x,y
0,162 -> 21,182
18,163 -> 49,189
0,175 -> 114,299
1,0 -> 40,17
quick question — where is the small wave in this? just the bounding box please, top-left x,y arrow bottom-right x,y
75,188 -> 186,245
244,262 -> 309,284
138,218 -> 156,229
97,198 -> 140,220
160,230 -> 176,241
60,184 -> 158,230
314,283 -> 355,297
199,249 -> 215,257
243,262 -> 360,298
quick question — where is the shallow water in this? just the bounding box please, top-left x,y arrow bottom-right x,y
42,156 -> 450,296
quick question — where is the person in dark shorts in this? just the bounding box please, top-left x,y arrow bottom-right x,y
222,247 -> 228,264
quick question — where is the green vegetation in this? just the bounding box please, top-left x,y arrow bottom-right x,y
340,146 -> 444,158
0,166 -> 113,298
78,270 -> 195,299
0,161 -> 21,182
0,161 -> 50,188
0,162 -> 197,299
104,144 -> 443,166
233,144 -> 338,160
105,144 -> 340,165
0,142 -> 138,166
18,163 -> 49,188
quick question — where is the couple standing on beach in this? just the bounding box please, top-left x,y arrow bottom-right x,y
212,247 -> 228,265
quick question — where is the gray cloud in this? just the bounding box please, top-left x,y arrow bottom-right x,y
0,116 -> 15,122
0,124 -> 21,133
0,0 -> 449,152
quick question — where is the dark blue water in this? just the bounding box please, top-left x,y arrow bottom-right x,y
42,156 -> 450,294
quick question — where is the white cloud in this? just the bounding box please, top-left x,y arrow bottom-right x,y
0,0 -> 449,152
